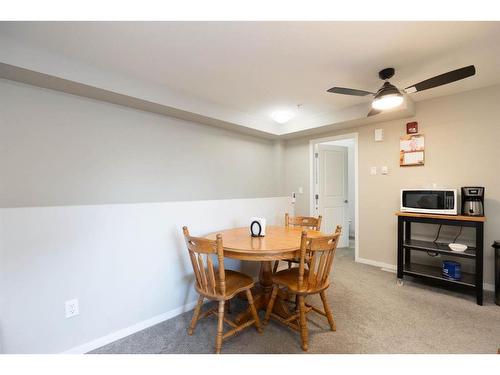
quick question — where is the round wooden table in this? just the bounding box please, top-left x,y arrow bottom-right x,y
206,225 -> 324,323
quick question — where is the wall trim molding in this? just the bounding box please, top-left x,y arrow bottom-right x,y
62,299 -> 199,354
355,258 -> 495,292
0,194 -> 290,211
356,257 -> 396,271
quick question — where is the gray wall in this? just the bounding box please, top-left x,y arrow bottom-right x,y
284,84 -> 500,287
0,79 -> 284,208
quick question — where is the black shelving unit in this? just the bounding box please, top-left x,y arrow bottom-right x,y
396,212 -> 486,305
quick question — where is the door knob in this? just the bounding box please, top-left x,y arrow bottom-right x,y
344,200 -> 348,203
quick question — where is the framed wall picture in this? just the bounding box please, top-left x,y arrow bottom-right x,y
400,134 -> 425,166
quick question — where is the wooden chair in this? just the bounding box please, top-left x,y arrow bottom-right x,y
183,226 -> 262,354
264,228 -> 341,351
272,213 -> 323,273
286,213 -> 323,231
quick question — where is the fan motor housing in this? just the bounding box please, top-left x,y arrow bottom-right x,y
379,67 -> 395,80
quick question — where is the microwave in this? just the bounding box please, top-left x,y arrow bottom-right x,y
400,189 -> 458,215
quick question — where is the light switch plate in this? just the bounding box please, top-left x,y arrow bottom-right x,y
374,128 -> 384,142
298,187 -> 303,194
370,166 -> 377,175
381,166 -> 389,175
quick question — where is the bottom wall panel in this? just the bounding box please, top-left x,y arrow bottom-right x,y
62,299 -> 202,354
0,196 -> 292,354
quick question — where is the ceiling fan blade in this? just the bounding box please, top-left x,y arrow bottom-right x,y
327,87 -> 374,96
404,65 -> 476,94
367,108 -> 381,117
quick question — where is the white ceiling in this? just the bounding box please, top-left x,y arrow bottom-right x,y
1,21 -> 500,135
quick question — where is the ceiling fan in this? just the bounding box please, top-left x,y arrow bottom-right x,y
327,65 -> 476,117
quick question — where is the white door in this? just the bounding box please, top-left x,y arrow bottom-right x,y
316,144 -> 349,247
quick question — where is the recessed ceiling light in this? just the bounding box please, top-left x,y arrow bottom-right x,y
271,110 -> 295,124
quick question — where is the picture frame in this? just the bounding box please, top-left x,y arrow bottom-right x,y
400,134 -> 425,166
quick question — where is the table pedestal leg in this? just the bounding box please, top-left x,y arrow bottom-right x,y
234,261 -> 292,325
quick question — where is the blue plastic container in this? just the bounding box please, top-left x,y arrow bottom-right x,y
442,260 -> 461,281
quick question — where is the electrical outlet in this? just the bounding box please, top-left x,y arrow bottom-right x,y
65,299 -> 79,318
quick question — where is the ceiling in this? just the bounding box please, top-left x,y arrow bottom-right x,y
1,21 -> 500,136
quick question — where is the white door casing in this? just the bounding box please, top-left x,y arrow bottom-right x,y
315,144 -> 349,248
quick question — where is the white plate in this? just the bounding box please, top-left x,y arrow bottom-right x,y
448,243 -> 468,252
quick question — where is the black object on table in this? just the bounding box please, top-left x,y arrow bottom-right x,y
493,241 -> 500,306
396,212 -> 486,305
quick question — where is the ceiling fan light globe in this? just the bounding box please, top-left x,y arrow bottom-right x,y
372,94 -> 404,110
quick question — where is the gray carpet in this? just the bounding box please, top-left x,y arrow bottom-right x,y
90,246 -> 500,354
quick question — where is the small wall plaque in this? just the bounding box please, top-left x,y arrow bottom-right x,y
406,122 -> 418,134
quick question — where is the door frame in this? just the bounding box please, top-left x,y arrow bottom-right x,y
309,132 -> 359,262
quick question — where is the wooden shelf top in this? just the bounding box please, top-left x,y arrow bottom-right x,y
395,211 -> 486,222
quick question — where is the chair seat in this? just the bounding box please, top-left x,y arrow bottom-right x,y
215,270 -> 254,299
271,267 -> 328,294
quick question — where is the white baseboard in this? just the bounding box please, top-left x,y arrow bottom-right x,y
381,267 -> 397,274
356,257 -> 396,271
62,299 -> 199,354
483,283 -> 494,292
355,257 -> 495,292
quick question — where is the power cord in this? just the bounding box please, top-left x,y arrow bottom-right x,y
452,226 -> 463,243
427,224 -> 443,257
428,225 -> 463,257
433,224 -> 442,243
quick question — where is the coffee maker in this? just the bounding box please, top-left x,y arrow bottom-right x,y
461,187 -> 485,216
